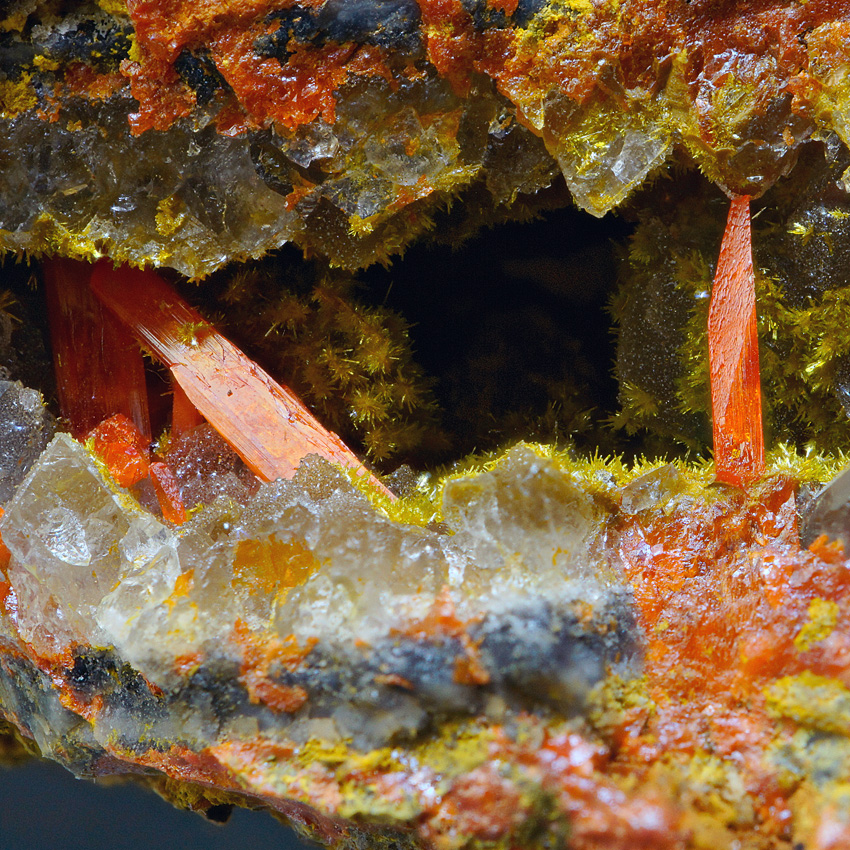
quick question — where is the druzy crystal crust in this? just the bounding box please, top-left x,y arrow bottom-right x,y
0,423 -> 655,848
1,1 -> 849,274
0,380 -> 54,503
5,409 -> 850,848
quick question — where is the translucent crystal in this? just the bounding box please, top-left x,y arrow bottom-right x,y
0,380 -> 54,504
0,101 -> 297,278
620,465 -> 686,514
1,437 -> 634,698
239,456 -> 456,640
167,423 -> 259,508
551,103 -> 671,218
799,465 -> 850,547
441,446 -> 616,601
0,433 -> 178,653
280,120 -> 340,169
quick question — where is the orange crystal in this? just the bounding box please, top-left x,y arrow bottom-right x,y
708,195 -> 765,488
87,413 -> 151,489
43,258 -> 151,439
149,460 -> 188,525
88,261 -> 392,496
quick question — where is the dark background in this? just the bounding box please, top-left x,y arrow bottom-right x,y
0,757 -> 314,850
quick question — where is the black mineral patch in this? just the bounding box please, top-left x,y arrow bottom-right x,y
9,593 -> 641,759
67,647 -> 167,728
460,0 -> 509,30
40,20 -> 133,71
0,33 -> 35,79
316,0 -> 422,50
67,648 -> 117,697
461,0 -> 546,29
253,593 -> 641,746
174,50 -> 226,107
256,0 -> 422,62
0,643 -> 105,773
472,593 -> 641,711
179,662 -> 249,723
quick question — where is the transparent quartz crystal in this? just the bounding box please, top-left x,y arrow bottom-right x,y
1,434 -> 179,655
1,438 -> 630,688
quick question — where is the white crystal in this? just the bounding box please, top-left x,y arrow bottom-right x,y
1,438 -> 627,682
442,446 -> 609,597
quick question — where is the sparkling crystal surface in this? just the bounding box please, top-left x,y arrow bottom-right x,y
0,380 -> 54,504
0,437 -> 634,698
1,433 -> 177,654
3,440 -> 849,850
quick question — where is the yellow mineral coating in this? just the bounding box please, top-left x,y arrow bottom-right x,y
682,752 -> 754,828
0,73 -> 37,118
794,598 -> 840,653
96,0 -> 130,17
362,439 -> 848,533
32,54 -> 59,71
708,75 -> 761,152
587,673 -> 654,737
155,197 -> 188,238
765,672 -> 850,736
414,719 -> 495,776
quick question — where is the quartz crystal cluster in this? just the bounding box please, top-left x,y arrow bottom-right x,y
1,433 -> 636,702
1,1 -> 848,274
5,401 -> 850,849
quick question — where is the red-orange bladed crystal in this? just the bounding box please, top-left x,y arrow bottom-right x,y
43,258 -> 151,439
150,461 -> 187,525
708,195 -> 765,488
89,262 -> 393,497
171,379 -> 205,438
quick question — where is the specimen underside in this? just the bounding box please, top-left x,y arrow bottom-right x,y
4,2 -> 850,850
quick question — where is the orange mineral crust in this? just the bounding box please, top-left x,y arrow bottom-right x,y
608,474 -> 850,848
123,0 -> 846,142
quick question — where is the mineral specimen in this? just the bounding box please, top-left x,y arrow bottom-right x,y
614,138 -> 850,457
0,380 -> 54,504
1,1 -> 849,275
5,0 -> 850,848
5,420 -> 850,848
